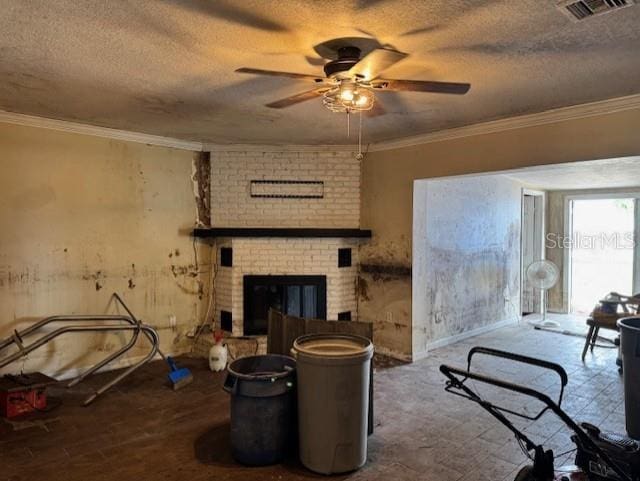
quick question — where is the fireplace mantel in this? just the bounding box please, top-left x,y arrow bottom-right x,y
193,227 -> 372,239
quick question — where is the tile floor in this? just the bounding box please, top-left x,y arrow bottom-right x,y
0,320 -> 624,481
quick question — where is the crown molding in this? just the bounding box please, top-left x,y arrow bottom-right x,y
369,93 -> 640,152
0,110 -> 204,151
203,143 -> 355,153
2,93 -> 640,154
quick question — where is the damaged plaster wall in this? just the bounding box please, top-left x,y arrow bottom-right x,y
360,107 -> 640,360
412,175 -> 521,358
357,241 -> 412,360
0,122 -> 207,379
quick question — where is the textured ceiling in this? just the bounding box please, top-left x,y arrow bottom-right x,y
505,157 -> 640,190
1,0 -> 640,145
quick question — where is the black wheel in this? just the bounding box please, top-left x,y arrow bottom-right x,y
514,465 -> 537,481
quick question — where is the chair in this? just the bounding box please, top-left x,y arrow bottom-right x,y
581,292 -> 640,362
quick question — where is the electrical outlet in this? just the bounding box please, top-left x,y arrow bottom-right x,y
169,315 -> 177,331
385,311 -> 393,323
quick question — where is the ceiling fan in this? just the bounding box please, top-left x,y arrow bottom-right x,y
236,37 -> 471,116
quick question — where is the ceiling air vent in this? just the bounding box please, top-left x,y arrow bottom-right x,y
558,0 -> 637,21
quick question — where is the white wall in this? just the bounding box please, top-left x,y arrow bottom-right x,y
210,150 -> 360,228
412,174 -> 522,358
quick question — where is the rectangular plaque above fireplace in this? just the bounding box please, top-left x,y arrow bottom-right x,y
243,275 -> 327,336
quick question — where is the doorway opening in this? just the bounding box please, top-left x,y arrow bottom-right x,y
521,190 -> 545,316
567,197 -> 638,314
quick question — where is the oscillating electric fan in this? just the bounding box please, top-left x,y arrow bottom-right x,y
526,259 -> 560,327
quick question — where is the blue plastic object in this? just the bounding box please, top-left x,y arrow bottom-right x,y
166,356 -> 193,390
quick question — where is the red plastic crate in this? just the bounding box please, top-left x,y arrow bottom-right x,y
0,373 -> 55,419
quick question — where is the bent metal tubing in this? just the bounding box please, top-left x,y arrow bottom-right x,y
82,325 -> 159,406
0,314 -> 140,351
0,315 -> 142,388
0,324 -> 159,406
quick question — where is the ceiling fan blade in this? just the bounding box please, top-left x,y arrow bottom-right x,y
356,0 -> 389,9
374,79 -> 470,95
348,48 -> 408,81
304,55 -> 326,66
265,88 -> 328,108
168,0 -> 288,32
236,68 -> 325,82
400,25 -> 443,37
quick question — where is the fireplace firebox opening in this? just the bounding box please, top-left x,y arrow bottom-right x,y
243,275 -> 327,335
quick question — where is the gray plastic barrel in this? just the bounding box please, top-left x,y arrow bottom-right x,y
223,354 -> 297,465
293,334 -> 374,474
618,317 -> 640,439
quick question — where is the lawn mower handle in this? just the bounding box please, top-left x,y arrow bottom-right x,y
440,363 -> 632,481
467,347 -> 568,388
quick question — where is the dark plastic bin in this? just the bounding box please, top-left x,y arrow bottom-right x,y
223,354 -> 297,465
618,317 -> 640,439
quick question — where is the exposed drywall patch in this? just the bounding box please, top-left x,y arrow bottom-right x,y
356,276 -> 370,302
192,151 -> 211,227
356,236 -> 413,360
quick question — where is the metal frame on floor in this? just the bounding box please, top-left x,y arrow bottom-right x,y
0,304 -> 159,406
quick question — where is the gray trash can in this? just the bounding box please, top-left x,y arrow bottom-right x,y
293,334 -> 374,474
223,355 -> 297,465
618,316 -> 640,439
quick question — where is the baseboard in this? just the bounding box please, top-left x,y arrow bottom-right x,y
374,345 -> 412,363
411,348 -> 431,362
413,318 -> 519,361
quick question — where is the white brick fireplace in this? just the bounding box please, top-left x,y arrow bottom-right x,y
215,237 -> 360,335
203,149 -> 368,337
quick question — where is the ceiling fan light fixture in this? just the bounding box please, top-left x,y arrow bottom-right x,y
340,82 -> 355,101
323,80 -> 375,113
354,89 -> 374,108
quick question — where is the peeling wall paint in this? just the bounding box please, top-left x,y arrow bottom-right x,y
0,123 -> 208,379
358,237 -> 413,360
412,175 -> 522,357
192,151 -> 211,227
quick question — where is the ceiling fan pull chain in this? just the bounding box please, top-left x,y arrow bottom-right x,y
346,110 -> 350,138
358,110 -> 363,157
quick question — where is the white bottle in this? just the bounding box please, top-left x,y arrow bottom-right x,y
209,331 -> 228,372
